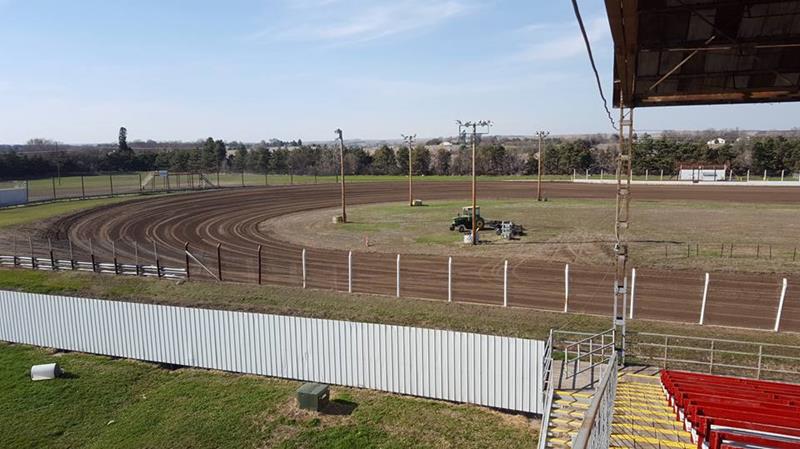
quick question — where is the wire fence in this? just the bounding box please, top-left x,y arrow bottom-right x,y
1,235 -> 797,333
0,171 -> 340,206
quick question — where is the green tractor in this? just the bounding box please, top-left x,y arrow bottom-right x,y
449,206 -> 485,233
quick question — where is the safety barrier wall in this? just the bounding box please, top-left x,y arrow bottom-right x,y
0,187 -> 27,207
0,289 -> 545,414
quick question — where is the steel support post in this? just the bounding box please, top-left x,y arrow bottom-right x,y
613,99 -> 634,362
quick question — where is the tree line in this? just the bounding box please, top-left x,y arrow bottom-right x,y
2,134 -> 800,180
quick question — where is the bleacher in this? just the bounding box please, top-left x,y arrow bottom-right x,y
660,370 -> 800,449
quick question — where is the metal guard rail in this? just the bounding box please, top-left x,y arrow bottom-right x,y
538,330 -> 556,449
572,352 -> 618,449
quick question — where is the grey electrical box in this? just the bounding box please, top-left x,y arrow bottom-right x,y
296,382 -> 329,411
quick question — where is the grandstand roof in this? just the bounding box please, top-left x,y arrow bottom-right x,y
605,0 -> 800,107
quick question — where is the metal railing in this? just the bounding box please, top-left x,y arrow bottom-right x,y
572,352 -> 618,449
628,332 -> 800,382
538,330 -> 556,449
556,328 -> 616,389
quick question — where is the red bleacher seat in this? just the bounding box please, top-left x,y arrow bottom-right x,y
661,370 -> 800,449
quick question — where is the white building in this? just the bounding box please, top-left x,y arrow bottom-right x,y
706,137 -> 726,147
678,164 -> 728,182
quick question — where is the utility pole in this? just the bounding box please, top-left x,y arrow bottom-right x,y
535,130 -> 550,201
402,134 -> 416,206
335,129 -> 347,223
457,120 -> 492,246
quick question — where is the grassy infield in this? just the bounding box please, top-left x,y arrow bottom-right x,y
2,188 -> 800,449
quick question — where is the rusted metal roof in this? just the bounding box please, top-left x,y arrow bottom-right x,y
605,0 -> 800,107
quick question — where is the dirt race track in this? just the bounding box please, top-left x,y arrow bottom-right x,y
47,181 -> 800,332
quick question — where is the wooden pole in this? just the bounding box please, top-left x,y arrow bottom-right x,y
184,242 -> 190,280
216,243 -> 223,281
257,245 -> 262,285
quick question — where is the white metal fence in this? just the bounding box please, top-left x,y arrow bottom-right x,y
0,290 -> 545,414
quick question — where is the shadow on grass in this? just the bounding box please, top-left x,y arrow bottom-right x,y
322,399 -> 358,416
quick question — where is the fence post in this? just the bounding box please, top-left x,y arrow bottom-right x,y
629,268 -> 636,319
781,169 -> 785,181
138,173 -> 142,193
134,241 -> 140,275
28,237 -> 36,269
396,254 -> 400,298
68,239 -> 75,270
699,272 -> 710,325
112,240 -> 118,274
756,346 -> 763,379
660,169 -> 663,181
257,245 -> 262,285
184,242 -> 190,280
763,169 -> 767,181
51,177 -> 56,199
216,243 -> 223,281
302,248 -> 307,288
585,169 -> 588,180
25,179 -> 29,203
747,169 -> 750,182
153,240 -> 161,278
90,239 -> 96,272
709,340 -> 715,374
48,238 -> 55,270
503,260 -> 508,307
563,264 -> 569,313
348,251 -> 352,293
109,174 -> 114,196
645,169 -> 648,181
572,168 -> 576,181
448,256 -> 452,303
774,278 -> 788,332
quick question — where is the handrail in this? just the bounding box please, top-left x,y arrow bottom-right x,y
635,332 -> 800,350
629,332 -> 800,381
561,328 -> 615,351
572,352 -> 618,449
538,330 -> 556,449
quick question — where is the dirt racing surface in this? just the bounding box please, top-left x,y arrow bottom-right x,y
46,181 -> 800,332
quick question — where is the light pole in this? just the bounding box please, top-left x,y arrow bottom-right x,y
535,130 -> 549,201
335,128 -> 347,223
401,134 -> 416,206
457,120 -> 492,245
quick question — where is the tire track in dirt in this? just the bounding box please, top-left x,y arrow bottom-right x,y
47,181 -> 800,332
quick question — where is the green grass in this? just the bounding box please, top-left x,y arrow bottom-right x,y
0,197 -> 146,229
276,198 -> 800,274
2,268 -> 798,347
0,343 -> 535,449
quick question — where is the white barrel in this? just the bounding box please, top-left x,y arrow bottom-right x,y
31,363 -> 61,381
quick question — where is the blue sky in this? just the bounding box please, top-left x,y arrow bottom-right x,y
0,0 -> 798,144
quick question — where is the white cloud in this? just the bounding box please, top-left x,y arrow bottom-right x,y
248,0 -> 472,44
512,16 -> 609,62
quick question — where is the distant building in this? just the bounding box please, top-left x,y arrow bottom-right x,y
706,137 -> 726,147
678,163 -> 728,182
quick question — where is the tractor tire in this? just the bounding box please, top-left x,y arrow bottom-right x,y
476,218 -> 485,229
457,225 -> 466,233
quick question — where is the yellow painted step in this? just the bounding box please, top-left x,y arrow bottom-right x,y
615,406 -> 675,419
552,417 -> 581,428
610,434 -> 693,449
555,399 -> 589,409
556,390 -> 592,399
613,415 -> 681,428
612,422 -> 688,438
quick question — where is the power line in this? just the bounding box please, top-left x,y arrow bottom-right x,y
570,0 -> 617,130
